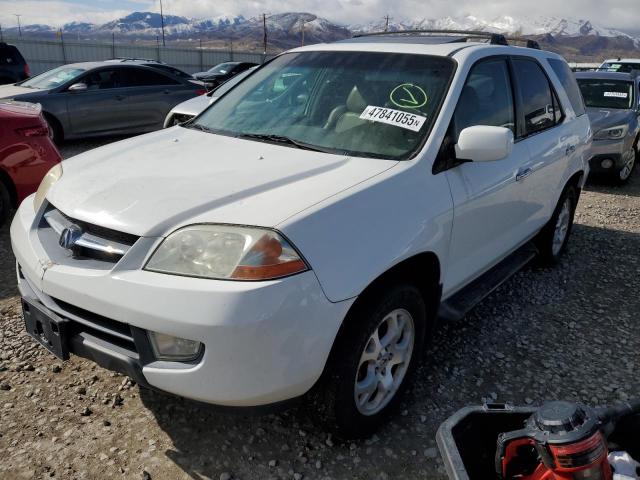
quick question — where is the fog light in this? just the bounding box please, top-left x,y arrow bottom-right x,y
601,158 -> 614,169
148,331 -> 202,361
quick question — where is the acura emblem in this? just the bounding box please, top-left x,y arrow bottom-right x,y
59,224 -> 83,250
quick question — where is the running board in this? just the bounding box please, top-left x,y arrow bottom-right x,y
438,243 -> 538,322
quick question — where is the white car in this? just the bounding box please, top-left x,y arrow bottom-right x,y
11,34 -> 591,437
163,67 -> 257,128
600,58 -> 640,73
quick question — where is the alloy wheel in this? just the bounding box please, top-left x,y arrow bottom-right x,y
354,308 -> 415,416
552,198 -> 571,257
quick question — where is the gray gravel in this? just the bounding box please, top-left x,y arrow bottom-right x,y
0,137 -> 639,479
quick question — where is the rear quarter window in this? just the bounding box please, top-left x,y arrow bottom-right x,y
548,58 -> 586,116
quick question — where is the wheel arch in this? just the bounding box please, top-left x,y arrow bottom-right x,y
328,252 -> 442,361
566,169 -> 585,195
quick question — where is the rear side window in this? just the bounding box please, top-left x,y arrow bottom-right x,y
123,68 -> 179,87
548,59 -> 586,116
512,59 -> 561,136
452,58 -> 515,139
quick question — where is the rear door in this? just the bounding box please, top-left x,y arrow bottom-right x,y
118,66 -> 192,130
510,57 -> 574,234
443,57 -> 533,294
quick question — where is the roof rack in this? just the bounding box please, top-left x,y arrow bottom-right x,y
353,29 -> 542,49
354,29 -> 508,45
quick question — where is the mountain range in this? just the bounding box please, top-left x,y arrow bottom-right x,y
4,11 -> 639,60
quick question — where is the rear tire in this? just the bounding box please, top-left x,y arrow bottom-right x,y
0,180 -> 11,228
535,184 -> 577,265
314,284 -> 428,438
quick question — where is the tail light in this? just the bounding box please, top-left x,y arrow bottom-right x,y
195,89 -> 207,95
24,63 -> 30,77
15,125 -> 49,137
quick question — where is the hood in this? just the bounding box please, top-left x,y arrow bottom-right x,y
0,84 -> 42,100
586,107 -> 633,133
48,127 -> 397,237
171,94 -> 213,117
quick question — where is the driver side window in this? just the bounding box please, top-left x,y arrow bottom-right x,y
82,69 -> 122,90
452,59 -> 515,141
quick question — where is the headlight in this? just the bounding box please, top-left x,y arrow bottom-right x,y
594,124 -> 628,141
145,225 -> 308,281
33,163 -> 63,212
148,331 -> 202,361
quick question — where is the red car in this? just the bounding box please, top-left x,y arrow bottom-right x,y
0,101 -> 61,226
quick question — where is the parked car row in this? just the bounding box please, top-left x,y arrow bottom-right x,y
2,35 -> 639,437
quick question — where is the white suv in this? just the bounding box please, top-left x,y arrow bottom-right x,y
11,34 -> 591,437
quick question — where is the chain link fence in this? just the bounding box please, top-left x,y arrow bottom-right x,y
3,36 -> 272,75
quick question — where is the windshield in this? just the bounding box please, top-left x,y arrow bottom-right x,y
21,66 -> 86,89
208,62 -> 237,74
577,79 -> 634,109
600,62 -> 640,73
210,68 -> 256,97
192,51 -> 455,160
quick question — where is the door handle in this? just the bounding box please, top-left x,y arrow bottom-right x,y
565,145 -> 576,156
163,89 -> 171,94
516,167 -> 532,182
115,95 -> 126,101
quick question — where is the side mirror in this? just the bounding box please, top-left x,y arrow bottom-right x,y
68,82 -> 88,92
455,125 -> 514,162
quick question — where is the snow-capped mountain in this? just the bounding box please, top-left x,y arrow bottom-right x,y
351,14 -> 632,38
3,11 -> 638,54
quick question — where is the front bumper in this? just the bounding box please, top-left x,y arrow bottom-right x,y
587,137 -> 633,174
11,196 -> 354,406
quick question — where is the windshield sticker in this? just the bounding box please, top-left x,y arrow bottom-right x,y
604,91 -> 628,98
360,106 -> 427,132
390,83 -> 428,109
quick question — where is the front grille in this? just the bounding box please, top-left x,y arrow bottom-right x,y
57,209 -> 139,246
39,204 -> 139,264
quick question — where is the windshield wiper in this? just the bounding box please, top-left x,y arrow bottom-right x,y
236,133 -> 331,153
186,123 -> 216,133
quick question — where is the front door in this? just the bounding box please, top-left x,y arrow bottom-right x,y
66,67 -> 129,136
443,58 -> 533,296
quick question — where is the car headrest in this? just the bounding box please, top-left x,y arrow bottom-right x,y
346,86 -> 368,113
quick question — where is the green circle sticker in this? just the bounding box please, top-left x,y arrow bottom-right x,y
390,83 -> 428,109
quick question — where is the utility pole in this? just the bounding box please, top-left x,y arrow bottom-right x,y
262,13 -> 267,57
301,20 -> 305,46
384,14 -> 391,32
159,0 -> 166,46
14,14 -> 22,37
0,24 -> 3,42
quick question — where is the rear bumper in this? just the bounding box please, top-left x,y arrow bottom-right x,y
11,195 -> 354,406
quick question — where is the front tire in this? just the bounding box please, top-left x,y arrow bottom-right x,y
613,146 -> 636,185
535,184 -> 577,264
44,113 -> 63,145
316,284 -> 428,438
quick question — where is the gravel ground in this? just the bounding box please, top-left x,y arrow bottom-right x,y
1,137 -> 639,480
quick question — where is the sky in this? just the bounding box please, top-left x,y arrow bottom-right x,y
0,0 -> 638,31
